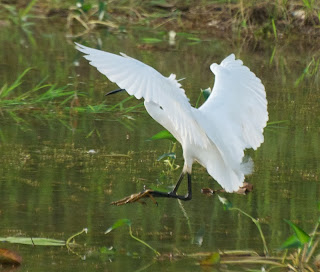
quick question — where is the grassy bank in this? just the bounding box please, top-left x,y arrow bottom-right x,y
0,0 -> 319,40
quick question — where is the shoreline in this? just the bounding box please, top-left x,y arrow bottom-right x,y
1,1 -> 320,43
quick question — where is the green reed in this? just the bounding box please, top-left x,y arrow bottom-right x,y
0,68 -> 143,123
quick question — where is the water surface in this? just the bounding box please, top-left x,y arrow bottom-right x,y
0,22 -> 319,271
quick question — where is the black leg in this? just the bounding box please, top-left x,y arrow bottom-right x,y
171,171 -> 185,194
111,170 -> 192,205
149,171 -> 192,201
186,173 -> 192,200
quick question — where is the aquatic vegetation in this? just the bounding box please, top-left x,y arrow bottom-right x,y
148,131 -> 179,176
295,57 -> 320,87
98,204 -> 319,270
302,0 -> 320,24
66,0 -> 118,37
1,0 -> 319,40
219,195 -> 269,256
0,68 -> 143,125
195,87 -> 211,108
215,196 -> 320,271
0,68 -> 82,114
0,3 -> 319,271
0,236 -> 66,246
105,219 -> 160,256
1,228 -> 88,260
66,228 -> 88,259
0,228 -> 87,248
158,142 -> 180,173
148,130 -> 176,142
271,17 -> 277,40
0,0 -> 38,32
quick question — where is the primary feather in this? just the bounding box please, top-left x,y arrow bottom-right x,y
75,43 -> 209,148
195,54 -> 268,191
199,54 -> 268,169
75,43 -> 268,192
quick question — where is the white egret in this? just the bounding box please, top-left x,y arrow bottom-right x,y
75,43 -> 268,203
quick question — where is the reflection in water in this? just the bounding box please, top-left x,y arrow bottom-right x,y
0,23 -> 319,271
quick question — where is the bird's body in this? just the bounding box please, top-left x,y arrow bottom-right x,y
76,43 -> 268,199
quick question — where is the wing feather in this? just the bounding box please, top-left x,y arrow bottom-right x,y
75,43 -> 210,148
198,54 -> 268,172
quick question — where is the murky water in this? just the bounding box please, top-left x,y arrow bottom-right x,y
0,22 -> 319,271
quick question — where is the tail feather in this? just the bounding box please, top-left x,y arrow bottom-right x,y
191,108 -> 253,192
194,141 -> 248,193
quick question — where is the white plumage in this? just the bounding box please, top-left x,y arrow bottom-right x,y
76,43 -> 268,195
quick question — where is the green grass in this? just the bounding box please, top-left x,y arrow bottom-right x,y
1,0 -> 319,38
0,68 -> 144,124
0,0 -> 38,33
294,57 -> 320,87
0,68 -> 84,121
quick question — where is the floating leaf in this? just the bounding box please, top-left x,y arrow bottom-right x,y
280,235 -> 302,249
148,130 -> 176,142
218,195 -> 233,210
0,248 -> 22,265
105,219 -> 131,234
200,252 -> 220,266
157,152 -> 176,161
284,219 -> 310,244
0,237 -> 65,246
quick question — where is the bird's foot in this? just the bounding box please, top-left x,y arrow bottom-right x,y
201,182 -> 253,196
110,189 -> 158,206
110,189 -> 192,206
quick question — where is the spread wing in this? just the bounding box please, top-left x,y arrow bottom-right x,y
75,43 -> 209,147
198,54 -> 268,171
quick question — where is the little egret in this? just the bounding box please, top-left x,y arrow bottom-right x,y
75,43 -> 268,203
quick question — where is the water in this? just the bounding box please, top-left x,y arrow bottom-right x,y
0,22 -> 319,271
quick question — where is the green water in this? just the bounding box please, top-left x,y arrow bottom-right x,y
0,22 -> 319,271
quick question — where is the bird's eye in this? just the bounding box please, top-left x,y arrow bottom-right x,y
160,106 -> 163,110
